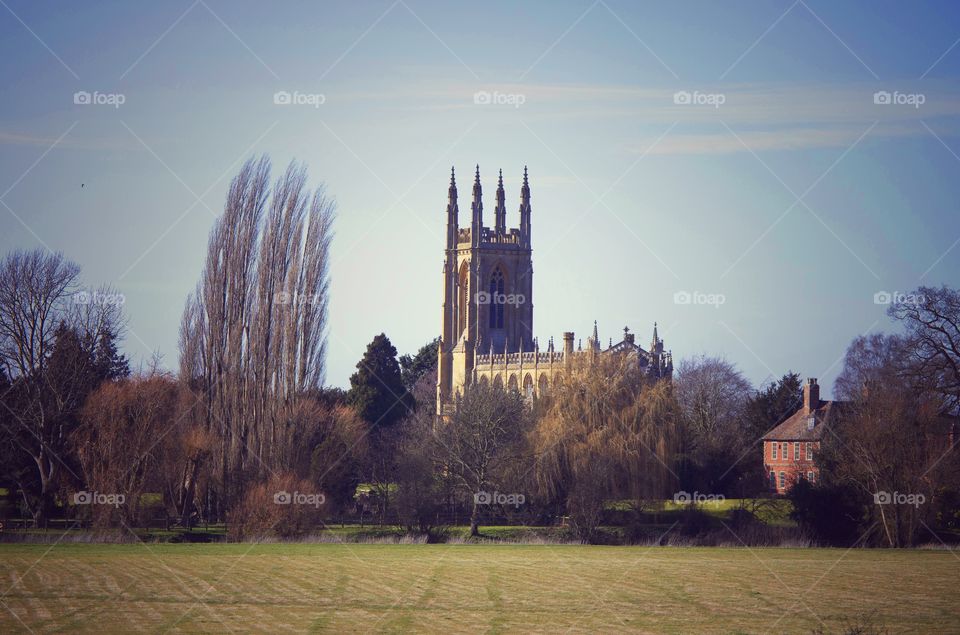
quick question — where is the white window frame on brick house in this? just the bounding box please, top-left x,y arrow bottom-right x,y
779,471 -> 786,490
772,441 -> 778,459
794,442 -> 800,460
782,442 -> 788,459
806,442 -> 812,460
807,471 -> 815,483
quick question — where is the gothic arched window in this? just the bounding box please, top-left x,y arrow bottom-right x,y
488,268 -> 505,329
457,262 -> 469,338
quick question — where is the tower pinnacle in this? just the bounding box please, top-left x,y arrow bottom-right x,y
519,165 -> 531,248
471,165 -> 483,245
445,166 -> 458,249
494,168 -> 506,234
472,165 -> 481,205
650,321 -> 663,356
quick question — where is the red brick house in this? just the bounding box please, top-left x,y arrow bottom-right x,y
762,377 -> 959,495
762,378 -> 841,494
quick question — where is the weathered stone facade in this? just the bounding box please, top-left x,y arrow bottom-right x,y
436,166 -> 672,416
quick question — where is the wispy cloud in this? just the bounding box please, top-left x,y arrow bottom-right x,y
630,123 -> 919,155
340,77 -> 960,154
4,79 -> 959,157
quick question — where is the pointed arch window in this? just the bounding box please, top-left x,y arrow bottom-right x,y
457,262 -> 469,338
488,268 -> 505,329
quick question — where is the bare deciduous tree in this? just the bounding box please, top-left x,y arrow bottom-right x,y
0,250 -> 80,378
889,285 -> 960,412
178,155 -> 336,519
436,382 -> 527,536
674,355 -> 752,493
675,355 -> 751,443
75,373 -> 179,527
831,334 -> 956,547
0,250 -> 127,523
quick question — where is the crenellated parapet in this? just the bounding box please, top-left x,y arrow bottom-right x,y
456,227 -> 525,248
479,227 -> 523,246
466,324 -> 672,402
475,350 -> 566,367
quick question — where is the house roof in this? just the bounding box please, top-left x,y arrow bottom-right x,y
762,400 -> 846,441
762,400 -> 958,443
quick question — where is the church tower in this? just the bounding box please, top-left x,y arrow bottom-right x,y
437,166 -> 534,414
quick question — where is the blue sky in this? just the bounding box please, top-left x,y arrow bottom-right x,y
2,0 -> 959,394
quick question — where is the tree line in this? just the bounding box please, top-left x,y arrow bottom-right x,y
1,155 -> 957,547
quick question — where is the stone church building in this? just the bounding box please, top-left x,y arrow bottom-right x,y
436,166 -> 672,416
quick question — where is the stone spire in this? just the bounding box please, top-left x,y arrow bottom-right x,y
473,164 -> 481,196
494,168 -> 506,234
519,166 -> 531,247
446,166 -> 458,249
471,165 -> 483,246
650,321 -> 663,355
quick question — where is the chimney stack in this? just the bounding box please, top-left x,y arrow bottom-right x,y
803,378 -> 820,414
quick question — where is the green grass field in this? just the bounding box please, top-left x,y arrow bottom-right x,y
1,543 -> 958,633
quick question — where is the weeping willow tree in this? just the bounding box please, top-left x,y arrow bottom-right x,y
532,352 -> 680,540
179,155 -> 335,519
